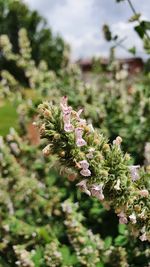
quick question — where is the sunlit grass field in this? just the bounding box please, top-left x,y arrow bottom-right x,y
0,100 -> 18,136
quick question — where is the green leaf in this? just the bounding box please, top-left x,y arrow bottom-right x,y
115,235 -> 128,246
96,262 -> 104,267
60,245 -> 78,265
104,236 -> 112,249
0,256 -> 11,267
128,46 -> 136,55
134,21 -> 150,39
37,227 -> 52,242
102,24 -> 112,42
118,224 -> 127,235
141,20 -> 150,30
15,209 -> 25,218
134,25 -> 144,38
32,247 -> 44,267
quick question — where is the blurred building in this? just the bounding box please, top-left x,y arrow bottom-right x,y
77,57 -> 144,82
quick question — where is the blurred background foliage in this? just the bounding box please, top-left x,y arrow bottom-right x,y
0,0 -> 68,77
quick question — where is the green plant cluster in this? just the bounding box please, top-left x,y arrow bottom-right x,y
36,99 -> 150,241
1,129 -> 149,266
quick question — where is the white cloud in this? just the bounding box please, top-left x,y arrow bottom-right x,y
24,0 -> 150,59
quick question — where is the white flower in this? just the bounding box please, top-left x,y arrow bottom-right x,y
139,233 -> 147,242
129,213 -> 137,224
86,148 -> 95,159
88,123 -> 94,132
61,202 -> 73,213
113,136 -> 122,147
114,179 -> 121,190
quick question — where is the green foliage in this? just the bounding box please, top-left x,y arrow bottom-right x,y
116,0 -> 150,55
0,0 -> 68,74
103,25 -> 112,41
128,46 -> 136,55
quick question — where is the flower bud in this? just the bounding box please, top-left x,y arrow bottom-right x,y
44,109 -> 52,118
103,144 -> 110,151
39,124 -> 45,135
54,133 -> 61,140
42,145 -> 51,156
59,151 -> 65,157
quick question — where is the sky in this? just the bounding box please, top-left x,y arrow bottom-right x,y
24,0 -> 150,60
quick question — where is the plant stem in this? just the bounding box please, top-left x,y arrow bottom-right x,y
127,0 -> 150,41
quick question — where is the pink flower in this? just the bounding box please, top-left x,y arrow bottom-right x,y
76,138 -> 87,147
60,96 -> 68,110
119,217 -> 128,224
79,119 -> 86,127
128,165 -> 140,181
139,189 -> 149,197
90,184 -> 104,200
79,160 -> 91,177
80,168 -> 91,177
64,123 -> 74,132
60,96 -> 72,115
60,97 -> 74,132
76,179 -> 91,196
117,212 -> 128,224
63,113 -> 74,133
79,160 -> 89,169
75,128 -> 87,147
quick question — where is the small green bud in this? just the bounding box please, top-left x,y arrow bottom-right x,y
54,133 -> 61,140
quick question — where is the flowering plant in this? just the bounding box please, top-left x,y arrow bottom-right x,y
36,97 -> 150,242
